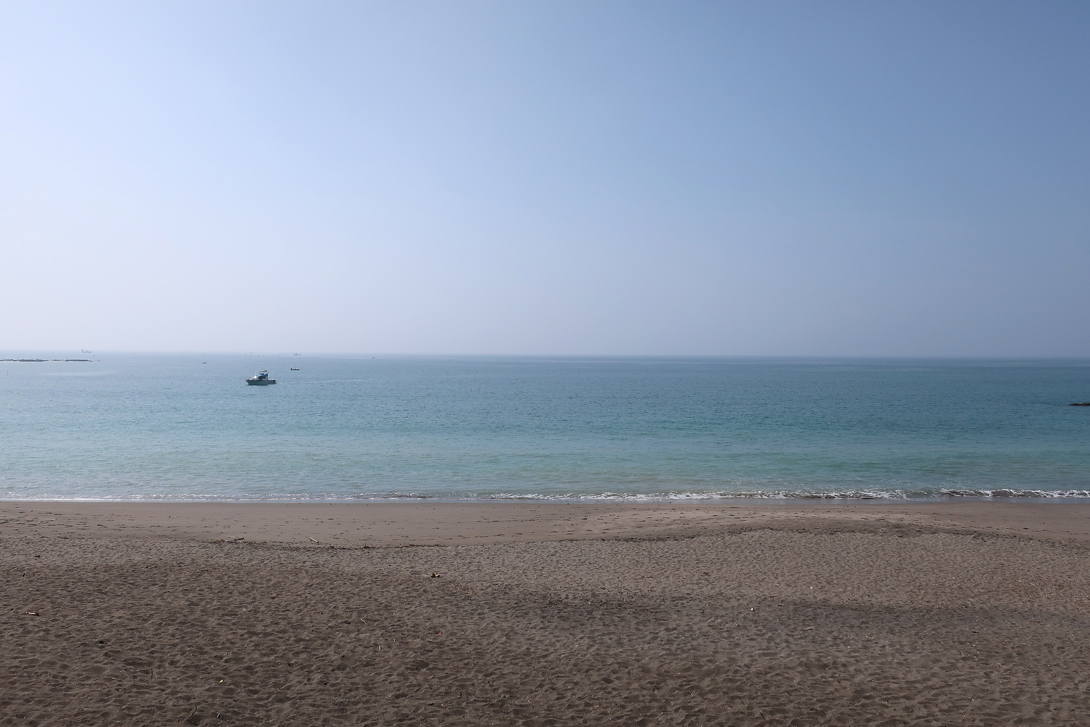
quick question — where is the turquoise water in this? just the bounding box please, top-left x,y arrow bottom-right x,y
2,354 -> 1089,501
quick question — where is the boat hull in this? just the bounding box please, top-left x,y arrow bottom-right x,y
246,379 -> 276,385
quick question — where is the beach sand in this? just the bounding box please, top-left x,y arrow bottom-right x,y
3,501 -> 1090,725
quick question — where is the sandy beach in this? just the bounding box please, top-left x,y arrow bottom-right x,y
4,501 -> 1090,725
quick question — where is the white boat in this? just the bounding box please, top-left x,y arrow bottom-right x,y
246,370 -> 276,385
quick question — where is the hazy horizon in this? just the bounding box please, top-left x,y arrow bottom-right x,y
3,1 -> 1089,357
7,350 -> 1090,362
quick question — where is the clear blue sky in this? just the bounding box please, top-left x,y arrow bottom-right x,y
2,1 -> 1088,356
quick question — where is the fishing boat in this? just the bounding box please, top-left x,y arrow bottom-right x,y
245,370 -> 276,385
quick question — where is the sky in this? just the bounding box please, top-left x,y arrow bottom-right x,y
1,1 -> 1088,356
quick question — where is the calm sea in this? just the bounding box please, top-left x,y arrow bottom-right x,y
2,354 -> 1089,502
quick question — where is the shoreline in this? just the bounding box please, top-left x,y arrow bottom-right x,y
4,499 -> 1090,545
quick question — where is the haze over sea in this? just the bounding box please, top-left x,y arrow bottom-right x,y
2,354 -> 1089,502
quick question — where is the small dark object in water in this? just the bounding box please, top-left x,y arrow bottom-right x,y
1070,402 -> 1090,406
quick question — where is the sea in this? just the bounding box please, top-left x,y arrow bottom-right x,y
2,353 -> 1089,502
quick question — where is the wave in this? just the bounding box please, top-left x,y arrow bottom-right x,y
6,488 -> 1090,503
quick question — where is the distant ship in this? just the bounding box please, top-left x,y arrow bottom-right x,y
290,367 -> 300,371
246,370 -> 276,385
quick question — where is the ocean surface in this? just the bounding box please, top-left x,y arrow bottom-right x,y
2,354 -> 1089,502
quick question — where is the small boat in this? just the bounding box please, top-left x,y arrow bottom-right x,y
290,367 -> 300,371
246,370 -> 276,385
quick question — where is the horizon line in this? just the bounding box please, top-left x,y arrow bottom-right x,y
4,350 -> 1090,362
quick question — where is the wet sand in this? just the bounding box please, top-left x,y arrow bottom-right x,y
3,501 -> 1090,725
